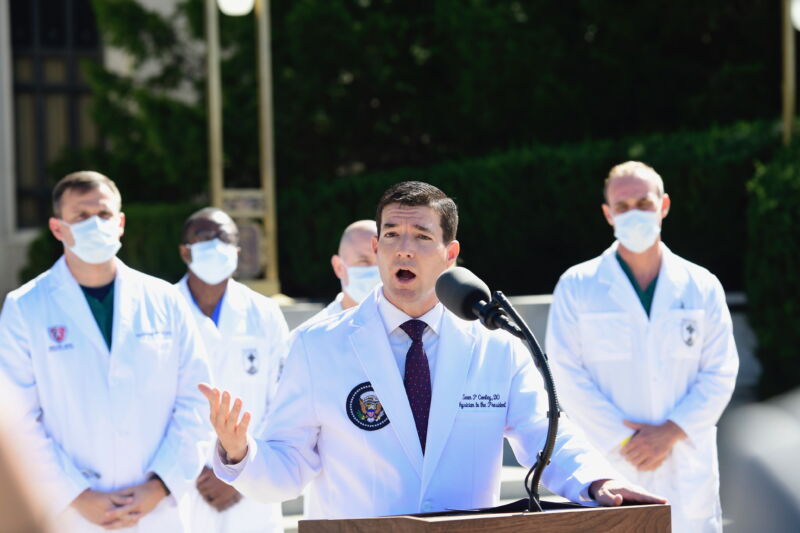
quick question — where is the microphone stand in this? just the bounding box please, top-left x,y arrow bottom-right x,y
475,291 -> 561,513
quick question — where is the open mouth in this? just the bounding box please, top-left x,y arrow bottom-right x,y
395,268 -> 416,282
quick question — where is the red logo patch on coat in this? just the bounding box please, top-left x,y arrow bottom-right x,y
49,326 -> 67,343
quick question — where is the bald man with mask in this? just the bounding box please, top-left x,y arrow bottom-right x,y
301,220 -> 379,326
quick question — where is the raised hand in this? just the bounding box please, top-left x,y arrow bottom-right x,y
198,383 -> 251,464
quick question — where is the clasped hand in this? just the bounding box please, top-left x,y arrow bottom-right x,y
621,419 -> 687,471
71,478 -> 166,529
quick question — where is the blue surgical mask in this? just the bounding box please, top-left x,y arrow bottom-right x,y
343,265 -> 381,303
189,238 -> 238,285
613,209 -> 661,253
62,215 -> 122,264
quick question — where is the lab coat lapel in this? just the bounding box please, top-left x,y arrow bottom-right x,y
216,280 -> 245,336
110,260 -> 136,360
420,311 -> 476,493
598,243 -> 648,323
649,244 -> 689,320
348,296 -> 424,477
49,256 -> 109,356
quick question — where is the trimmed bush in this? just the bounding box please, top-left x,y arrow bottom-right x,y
276,119 -> 781,298
746,144 -> 800,398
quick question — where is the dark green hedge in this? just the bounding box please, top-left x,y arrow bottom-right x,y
19,203 -> 200,285
278,119 -> 781,298
22,119 -> 780,300
746,144 -> 800,398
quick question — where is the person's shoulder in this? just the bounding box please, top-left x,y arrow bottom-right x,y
666,249 -> 723,290
4,262 -> 61,306
295,304 -> 357,343
229,279 -> 283,314
125,264 -> 181,294
557,251 -> 608,287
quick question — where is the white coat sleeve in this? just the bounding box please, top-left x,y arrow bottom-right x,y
146,294 -> 212,500
0,296 -> 90,514
253,304 -> 291,438
666,276 -> 739,442
213,329 -> 321,502
504,337 -> 623,503
545,279 -> 633,453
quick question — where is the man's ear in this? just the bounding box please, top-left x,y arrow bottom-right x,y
331,255 -> 346,281
48,217 -> 65,243
179,244 -> 192,265
601,204 -> 615,227
446,240 -> 460,266
118,212 -> 126,238
660,194 -> 671,219
371,235 -> 378,254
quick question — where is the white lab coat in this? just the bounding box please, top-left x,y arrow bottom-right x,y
0,257 -> 211,532
545,242 -> 739,533
176,276 -> 289,533
294,293 -> 344,332
213,287 -> 620,519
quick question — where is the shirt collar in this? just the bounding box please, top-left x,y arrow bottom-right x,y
376,288 -> 444,338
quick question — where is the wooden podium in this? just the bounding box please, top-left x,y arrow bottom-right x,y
298,500 -> 671,533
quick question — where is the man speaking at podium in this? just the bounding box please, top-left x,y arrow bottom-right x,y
200,181 -> 665,519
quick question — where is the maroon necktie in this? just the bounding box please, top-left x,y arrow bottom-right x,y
400,319 -> 432,454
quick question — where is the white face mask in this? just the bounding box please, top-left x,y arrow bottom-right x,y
342,265 -> 381,303
188,238 -> 238,285
63,215 -> 122,264
613,208 -> 662,253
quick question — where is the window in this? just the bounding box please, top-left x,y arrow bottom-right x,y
10,0 -> 101,228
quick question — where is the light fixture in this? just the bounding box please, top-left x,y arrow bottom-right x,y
793,0 -> 800,32
217,0 -> 255,16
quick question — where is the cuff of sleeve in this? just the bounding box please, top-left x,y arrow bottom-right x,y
664,411 -> 697,444
56,476 -> 91,516
149,449 -> 190,502
212,435 -> 256,483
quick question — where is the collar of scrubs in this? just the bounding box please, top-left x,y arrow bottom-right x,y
615,251 -> 659,317
188,281 -> 227,327
376,288 -> 444,339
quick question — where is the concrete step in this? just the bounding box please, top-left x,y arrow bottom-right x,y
280,466 -> 548,533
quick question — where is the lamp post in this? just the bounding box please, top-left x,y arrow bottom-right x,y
782,0 -> 799,145
205,0 -> 280,295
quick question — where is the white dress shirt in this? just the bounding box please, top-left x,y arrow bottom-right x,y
376,289 -> 443,380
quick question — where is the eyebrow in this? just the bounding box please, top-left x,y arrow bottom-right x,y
382,222 -> 434,234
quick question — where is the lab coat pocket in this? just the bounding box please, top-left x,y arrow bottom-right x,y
672,426 -> 719,519
665,309 -> 704,360
577,312 -> 632,361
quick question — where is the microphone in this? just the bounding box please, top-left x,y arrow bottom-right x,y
435,267 -> 520,335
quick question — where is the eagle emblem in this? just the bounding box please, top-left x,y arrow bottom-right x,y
346,382 -> 390,430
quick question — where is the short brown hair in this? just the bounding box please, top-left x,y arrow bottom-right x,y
52,171 -> 122,218
375,181 -> 458,243
603,161 -> 664,201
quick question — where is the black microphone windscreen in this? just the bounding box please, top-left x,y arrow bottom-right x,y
435,267 -> 491,321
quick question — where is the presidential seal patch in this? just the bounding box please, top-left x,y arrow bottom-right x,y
346,382 -> 390,431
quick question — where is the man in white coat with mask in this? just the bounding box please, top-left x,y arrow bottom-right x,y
299,219 -> 379,327
176,207 -> 290,533
0,171 -> 211,532
545,161 -> 739,533
200,180 -> 666,519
